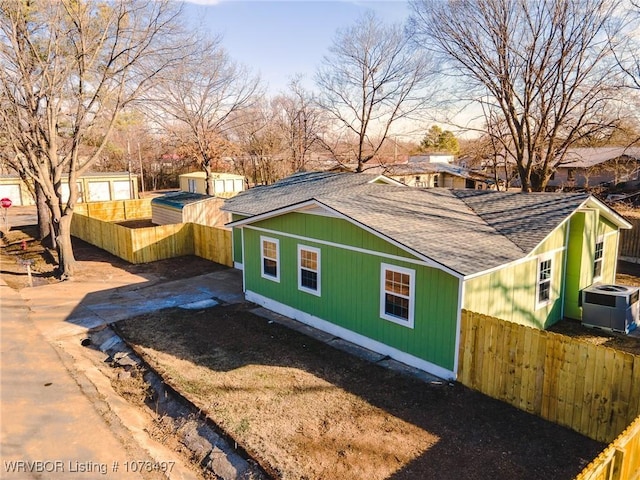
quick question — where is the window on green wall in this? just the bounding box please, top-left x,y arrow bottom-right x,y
298,245 -> 320,296
261,236 -> 279,282
536,257 -> 552,308
593,238 -> 604,280
380,263 -> 415,328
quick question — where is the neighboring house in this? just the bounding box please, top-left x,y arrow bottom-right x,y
222,172 -> 631,379
0,173 -> 139,206
151,192 -> 228,227
386,162 -> 494,189
474,147 -> 640,191
407,154 -> 455,164
549,147 -> 640,190
179,172 -> 246,197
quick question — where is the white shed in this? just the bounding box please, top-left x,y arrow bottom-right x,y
179,172 -> 246,197
0,172 -> 138,206
151,192 -> 229,227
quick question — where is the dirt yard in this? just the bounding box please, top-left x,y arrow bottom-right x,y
0,224 -> 225,290
0,223 -> 627,479
115,305 -> 605,480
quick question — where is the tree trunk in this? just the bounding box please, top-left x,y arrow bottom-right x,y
530,168 -> 550,192
517,163 -> 532,192
34,183 -> 51,242
204,163 -> 213,196
54,212 -> 76,279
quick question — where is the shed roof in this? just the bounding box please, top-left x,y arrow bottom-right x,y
560,147 -> 640,168
387,162 -> 491,182
224,172 -> 629,277
151,192 -> 215,209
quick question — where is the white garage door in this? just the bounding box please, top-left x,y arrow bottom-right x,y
60,182 -> 84,203
0,184 -> 22,205
87,181 -> 111,201
113,180 -> 132,200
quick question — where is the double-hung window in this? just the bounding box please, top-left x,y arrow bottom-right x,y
536,256 -> 553,308
298,245 -> 320,296
380,263 -> 415,328
261,236 -> 279,281
593,238 -> 604,280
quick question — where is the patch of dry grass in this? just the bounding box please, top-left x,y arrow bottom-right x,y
116,305 -> 604,480
110,366 -> 154,407
127,337 -> 433,480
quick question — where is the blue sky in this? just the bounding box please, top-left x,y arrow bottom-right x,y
183,1 -> 412,95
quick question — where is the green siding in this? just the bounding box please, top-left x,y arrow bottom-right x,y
465,209 -> 622,327
231,214 -> 247,265
253,213 -> 423,261
464,223 -> 567,329
601,231 -> 619,282
565,211 -> 619,319
242,212 -> 460,371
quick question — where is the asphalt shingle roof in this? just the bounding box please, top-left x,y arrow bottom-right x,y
453,189 -> 589,253
561,147 -> 640,168
223,172 -> 592,276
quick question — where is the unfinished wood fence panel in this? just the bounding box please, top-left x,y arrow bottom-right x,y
130,223 -> 194,264
73,199 -> 152,222
71,211 -> 233,266
192,223 -> 233,267
577,414 -> 640,480
459,310 -> 640,444
124,199 -> 152,219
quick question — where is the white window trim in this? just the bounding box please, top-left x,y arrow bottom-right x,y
260,236 -> 280,282
593,235 -> 604,282
298,245 -> 321,296
380,263 -> 415,328
535,253 -> 554,310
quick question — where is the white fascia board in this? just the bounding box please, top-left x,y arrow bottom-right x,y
370,175 -> 406,186
581,196 -> 632,229
226,199 -> 325,227
226,198 -> 463,279
313,200 -> 463,279
464,196 -> 630,281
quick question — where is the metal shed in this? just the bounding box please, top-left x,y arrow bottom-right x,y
151,192 -> 228,227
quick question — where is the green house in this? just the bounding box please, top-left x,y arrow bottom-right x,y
222,172 -> 631,379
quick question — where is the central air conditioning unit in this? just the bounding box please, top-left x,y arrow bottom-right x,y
581,284 -> 640,334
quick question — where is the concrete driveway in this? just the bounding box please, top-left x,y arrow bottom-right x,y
1,261 -> 245,479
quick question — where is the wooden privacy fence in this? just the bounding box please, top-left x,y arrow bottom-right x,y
577,414 -> 640,480
459,310 -> 640,444
70,200 -> 232,267
618,210 -> 640,263
74,198 -> 152,221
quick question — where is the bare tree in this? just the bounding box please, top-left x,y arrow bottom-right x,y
609,1 -> 640,148
612,1 -> 640,91
410,0 -> 625,191
272,77 -> 326,173
315,11 -> 435,172
0,0 -> 188,278
232,100 -> 288,186
148,37 -> 262,195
